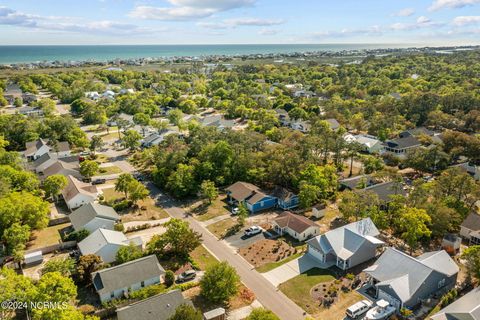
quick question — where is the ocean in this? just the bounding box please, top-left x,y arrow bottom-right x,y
0,44 -> 407,64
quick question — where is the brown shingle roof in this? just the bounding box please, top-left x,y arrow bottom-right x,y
274,211 -> 318,234
226,182 -> 260,201
461,212 -> 480,232
62,175 -> 98,202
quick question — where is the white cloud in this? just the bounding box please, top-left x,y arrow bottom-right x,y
452,15 -> 480,26
258,28 -> 279,35
392,8 -> 415,17
129,0 -> 255,21
197,17 -> 285,29
429,0 -> 480,11
312,25 -> 382,38
0,6 -> 156,35
390,16 -> 440,30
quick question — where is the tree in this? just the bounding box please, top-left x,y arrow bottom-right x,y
36,98 -> 56,116
398,207 -> 432,252
166,164 -> 196,198
164,270 -> 175,287
42,257 -> 75,277
77,254 -> 103,283
0,267 -> 36,319
80,160 -> 99,180
116,242 -> 143,264
133,113 -> 151,136
246,308 -> 280,320
89,135 -> 104,156
13,97 -> 22,108
168,109 -> 184,126
43,174 -> 68,202
462,245 -> 480,283
122,129 -> 142,151
200,261 -> 240,304
237,203 -> 249,226
34,271 -> 77,304
2,222 -> 30,257
168,304 -> 202,320
338,190 -> 380,222
115,173 -> 135,199
127,179 -> 149,206
299,183 -> 321,208
200,180 -> 218,204
147,218 -> 201,258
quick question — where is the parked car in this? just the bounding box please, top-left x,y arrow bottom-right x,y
92,178 -> 106,185
346,300 -> 373,319
244,226 -> 262,237
231,207 -> 239,215
176,270 -> 196,283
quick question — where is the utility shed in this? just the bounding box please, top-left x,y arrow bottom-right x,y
24,251 -> 43,266
203,307 -> 226,320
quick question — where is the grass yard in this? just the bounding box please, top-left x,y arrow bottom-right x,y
28,223 -> 71,250
279,268 -> 335,315
102,187 -> 124,202
100,131 -> 120,141
193,194 -> 231,222
255,251 -> 303,273
97,165 -> 123,176
190,245 -> 218,271
206,218 -> 239,239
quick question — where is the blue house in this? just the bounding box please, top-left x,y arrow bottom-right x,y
226,182 -> 277,213
274,187 -> 299,210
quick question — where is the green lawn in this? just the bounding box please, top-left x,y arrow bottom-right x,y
195,195 -> 231,222
97,165 -> 123,176
102,187 -> 124,203
279,268 -> 335,315
190,245 -> 218,270
255,252 -> 304,273
206,218 -> 239,239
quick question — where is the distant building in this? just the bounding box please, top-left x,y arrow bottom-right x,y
460,211 -> 480,245
61,175 -> 99,210
92,255 -> 165,302
383,136 -> 422,156
24,139 -> 70,160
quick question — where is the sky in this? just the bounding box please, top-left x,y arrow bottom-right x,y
0,0 -> 480,45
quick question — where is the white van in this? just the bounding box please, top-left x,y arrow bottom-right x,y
346,300 -> 373,319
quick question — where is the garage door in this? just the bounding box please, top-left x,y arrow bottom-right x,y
378,290 -> 401,310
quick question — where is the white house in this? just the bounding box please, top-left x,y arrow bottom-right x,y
78,228 -> 142,264
69,203 -> 120,233
459,211 -> 480,245
92,255 -> 165,303
354,134 -> 383,154
25,139 -> 71,161
33,154 -> 79,174
43,160 -> 81,180
61,175 -> 99,211
272,211 -> 320,241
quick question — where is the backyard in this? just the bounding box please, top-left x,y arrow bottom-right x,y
27,222 -> 71,250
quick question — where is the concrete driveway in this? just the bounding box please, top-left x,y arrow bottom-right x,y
263,254 -> 318,287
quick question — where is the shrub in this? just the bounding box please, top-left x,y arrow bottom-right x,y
77,304 -> 95,315
129,284 -> 166,300
164,270 -> 175,287
113,199 -> 132,211
345,273 -> 355,280
114,223 -> 125,232
171,281 -> 199,292
64,229 -> 90,242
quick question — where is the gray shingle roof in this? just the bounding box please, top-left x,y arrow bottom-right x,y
461,212 -> 480,232
385,136 -> 421,149
339,175 -> 375,190
116,290 -> 192,320
431,287 -> 480,320
92,255 -> 165,296
363,181 -> 407,202
78,228 -> 128,256
69,203 -> 119,231
364,248 -> 458,304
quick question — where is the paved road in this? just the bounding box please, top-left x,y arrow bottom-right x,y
146,182 -> 306,320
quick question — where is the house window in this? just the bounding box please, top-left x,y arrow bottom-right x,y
141,281 -> 145,287
110,292 -> 115,298
438,279 -> 446,288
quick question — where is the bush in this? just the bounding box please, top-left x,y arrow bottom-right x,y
345,273 -> 355,280
64,229 -> 90,242
129,284 -> 166,300
113,199 -> 132,211
164,270 -> 175,287
77,304 -> 95,315
171,281 -> 199,292
114,223 -> 125,232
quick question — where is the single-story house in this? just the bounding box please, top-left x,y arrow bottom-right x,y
78,228 -> 142,264
92,255 -> 165,303
17,106 -> 43,117
383,136 -> 422,156
354,134 -> 383,154
430,286 -> 480,320
69,203 -> 120,233
22,92 -> 37,104
307,218 -> 384,270
273,187 -> 299,210
454,162 -> 480,181
339,175 -> 376,191
275,108 -> 290,126
33,153 -> 78,174
200,114 -> 236,130
364,248 -> 459,310
61,175 -> 99,211
3,84 -> 22,105
290,120 -> 311,133
273,212 -> 320,241
226,182 -> 277,213
116,290 -> 193,320
399,127 -> 434,139
42,160 -> 81,180
141,130 -> 178,148
326,118 -> 340,131
85,91 -> 100,100
362,181 -> 407,203
24,139 -> 71,160
459,211 -> 480,245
